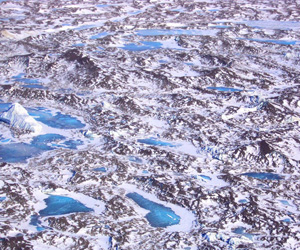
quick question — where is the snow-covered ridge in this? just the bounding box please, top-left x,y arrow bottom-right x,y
0,103 -> 42,134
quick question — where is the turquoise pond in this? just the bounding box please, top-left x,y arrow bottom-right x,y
137,138 -> 178,147
39,195 -> 93,216
242,172 -> 283,180
126,192 -> 180,227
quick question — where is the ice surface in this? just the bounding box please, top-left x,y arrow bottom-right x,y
136,29 -> 218,36
1,0 -> 300,249
137,138 -> 178,147
207,87 -> 243,92
233,227 -> 254,240
0,142 -> 42,163
239,37 -> 300,45
120,41 -> 163,51
0,134 -> 82,163
93,167 -> 107,172
90,32 -> 110,40
27,108 -> 85,129
241,172 -> 283,180
128,156 -> 143,163
0,103 -> 43,133
0,103 -> 12,112
39,195 -> 94,216
127,192 -> 181,227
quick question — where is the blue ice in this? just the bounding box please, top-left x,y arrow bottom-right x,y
207,86 -> 243,92
0,103 -> 12,112
1,103 -> 84,129
90,32 -> 109,40
30,215 -> 45,232
12,73 -> 26,79
238,37 -> 299,45
120,41 -> 163,51
12,73 -> 40,84
31,134 -> 66,150
137,138 -> 177,147
27,108 -> 85,129
74,25 -> 96,31
21,84 -> 47,89
0,143 -> 43,163
93,167 -> 107,172
136,29 -> 217,36
0,197 -> 6,201
236,20 -> 300,30
0,138 -> 11,143
39,195 -> 93,216
200,175 -> 212,180
212,25 -> 231,29
233,227 -> 254,240
15,78 -> 39,84
72,43 -> 86,47
128,10 -> 142,15
96,4 -> 110,8
0,134 -> 82,163
129,156 -> 143,163
238,199 -> 248,204
52,139 -> 83,150
279,200 -> 291,206
282,218 -> 292,223
126,192 -> 181,227
241,172 -> 283,180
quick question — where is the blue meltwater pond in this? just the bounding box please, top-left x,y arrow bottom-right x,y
27,108 -> 85,129
207,87 -> 243,92
0,134 -> 83,163
137,138 -> 178,147
39,195 -> 93,216
126,192 -> 181,227
241,172 -> 283,180
120,41 -> 163,51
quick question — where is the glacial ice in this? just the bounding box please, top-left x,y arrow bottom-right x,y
0,103 -> 42,133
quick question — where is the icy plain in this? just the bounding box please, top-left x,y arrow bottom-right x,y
0,0 -> 300,249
